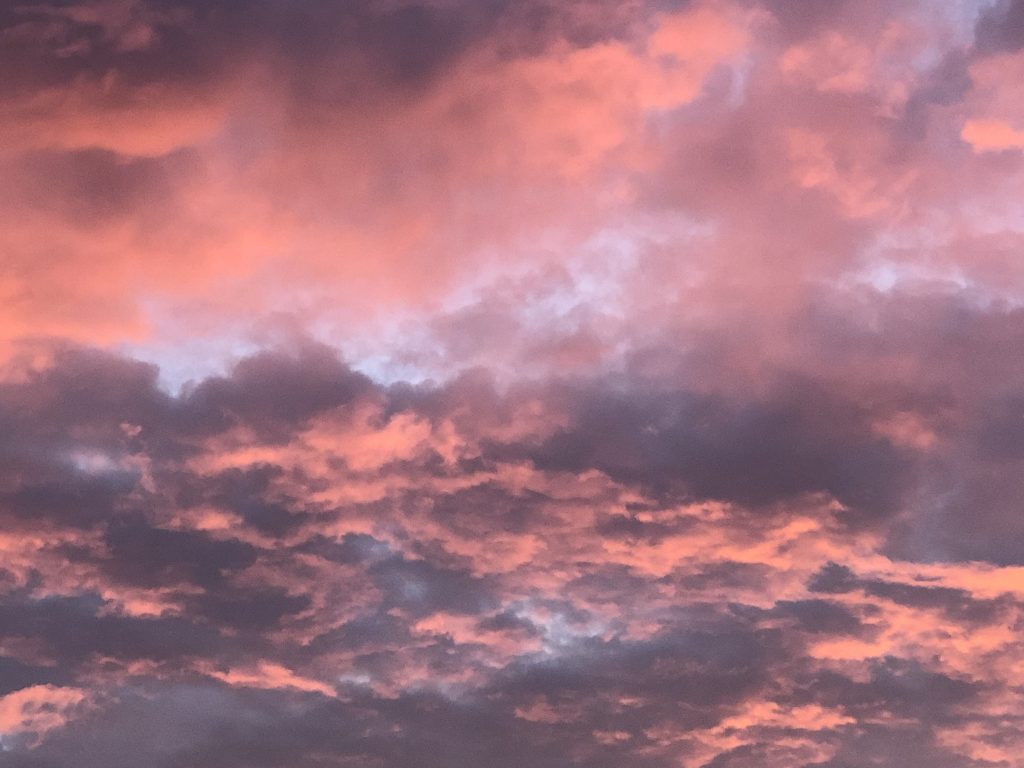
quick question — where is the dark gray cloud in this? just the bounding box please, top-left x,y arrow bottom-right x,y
524,378 -> 912,518
0,593 -> 224,668
974,0 -> 1024,54
100,515 -> 258,588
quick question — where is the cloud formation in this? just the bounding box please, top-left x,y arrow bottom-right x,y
3,1 -> 1024,766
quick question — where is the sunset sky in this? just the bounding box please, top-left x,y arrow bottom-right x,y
4,1 -> 1024,766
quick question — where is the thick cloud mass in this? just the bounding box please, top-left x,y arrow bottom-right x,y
3,0 -> 1024,766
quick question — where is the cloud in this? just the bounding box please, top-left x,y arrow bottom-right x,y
0,331 -> 1019,763
5,0 -> 1024,765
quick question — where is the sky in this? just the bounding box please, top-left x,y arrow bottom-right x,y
4,0 -> 1024,766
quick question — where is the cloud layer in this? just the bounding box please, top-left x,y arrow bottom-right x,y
4,1 -> 1024,766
